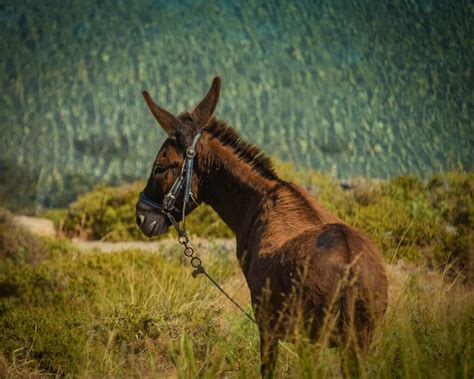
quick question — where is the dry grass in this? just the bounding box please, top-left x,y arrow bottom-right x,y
0,225 -> 472,377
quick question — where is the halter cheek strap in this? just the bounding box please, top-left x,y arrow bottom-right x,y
139,132 -> 202,217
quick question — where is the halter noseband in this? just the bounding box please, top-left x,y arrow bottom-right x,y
139,132 -> 201,218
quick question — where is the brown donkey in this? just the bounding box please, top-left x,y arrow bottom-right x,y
135,77 -> 388,376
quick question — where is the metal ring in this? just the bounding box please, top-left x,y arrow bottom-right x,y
186,147 -> 196,158
169,328 -> 179,339
191,257 -> 202,268
184,247 -> 194,257
178,235 -> 189,244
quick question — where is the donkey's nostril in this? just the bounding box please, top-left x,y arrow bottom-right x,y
136,215 -> 145,226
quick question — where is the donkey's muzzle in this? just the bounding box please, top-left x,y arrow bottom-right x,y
135,201 -> 169,237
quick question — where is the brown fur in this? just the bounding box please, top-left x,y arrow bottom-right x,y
137,78 -> 388,377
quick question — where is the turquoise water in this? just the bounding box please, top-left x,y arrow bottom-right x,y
0,0 -> 472,207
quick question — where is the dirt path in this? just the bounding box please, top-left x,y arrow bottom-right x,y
70,237 -> 236,253
13,215 -> 236,253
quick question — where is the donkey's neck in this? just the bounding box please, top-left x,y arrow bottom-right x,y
198,138 -> 277,237
197,134 -> 340,259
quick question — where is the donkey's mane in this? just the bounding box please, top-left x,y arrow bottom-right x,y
179,112 -> 280,182
207,119 -> 280,181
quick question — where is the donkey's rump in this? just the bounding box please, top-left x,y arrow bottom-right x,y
274,223 -> 387,340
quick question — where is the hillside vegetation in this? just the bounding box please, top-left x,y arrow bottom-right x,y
47,162 -> 473,282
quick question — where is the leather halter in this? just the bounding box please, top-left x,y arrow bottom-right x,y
139,132 -> 201,219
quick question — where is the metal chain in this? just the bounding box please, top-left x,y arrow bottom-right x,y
166,210 -> 257,324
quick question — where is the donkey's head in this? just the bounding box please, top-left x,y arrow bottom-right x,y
135,77 -> 221,237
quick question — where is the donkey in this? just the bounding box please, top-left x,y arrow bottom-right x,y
135,77 -> 388,377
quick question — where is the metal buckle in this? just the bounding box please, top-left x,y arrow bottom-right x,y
162,193 -> 175,212
186,146 -> 196,158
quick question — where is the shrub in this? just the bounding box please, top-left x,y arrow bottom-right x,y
0,244 -> 472,377
0,308 -> 87,374
58,182 -> 232,241
0,208 -> 46,266
1,177 -> 473,376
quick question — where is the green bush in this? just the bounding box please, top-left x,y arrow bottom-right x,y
0,209 -> 46,266
0,308 -> 87,374
57,181 -> 232,241
337,171 -> 473,281
59,182 -> 146,241
0,235 -> 245,376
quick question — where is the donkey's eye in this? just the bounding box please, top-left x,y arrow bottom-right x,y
154,165 -> 168,176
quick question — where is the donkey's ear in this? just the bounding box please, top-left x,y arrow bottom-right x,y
192,76 -> 221,127
142,90 -> 181,135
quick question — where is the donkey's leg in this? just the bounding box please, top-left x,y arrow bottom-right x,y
339,286 -> 371,378
340,347 -> 362,379
259,329 -> 278,378
342,321 -> 372,378
340,326 -> 366,377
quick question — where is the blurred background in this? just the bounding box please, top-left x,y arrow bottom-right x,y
1,0 -> 472,209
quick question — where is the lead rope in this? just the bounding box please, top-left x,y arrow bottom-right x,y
166,210 -> 257,324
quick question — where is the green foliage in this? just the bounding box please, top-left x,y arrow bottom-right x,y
40,208 -> 68,231
0,208 -> 45,265
0,208 -> 77,269
0,225 -> 260,376
366,270 -> 474,379
57,181 -> 232,241
59,182 -> 147,241
338,171 -> 474,281
0,308 -> 87,375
